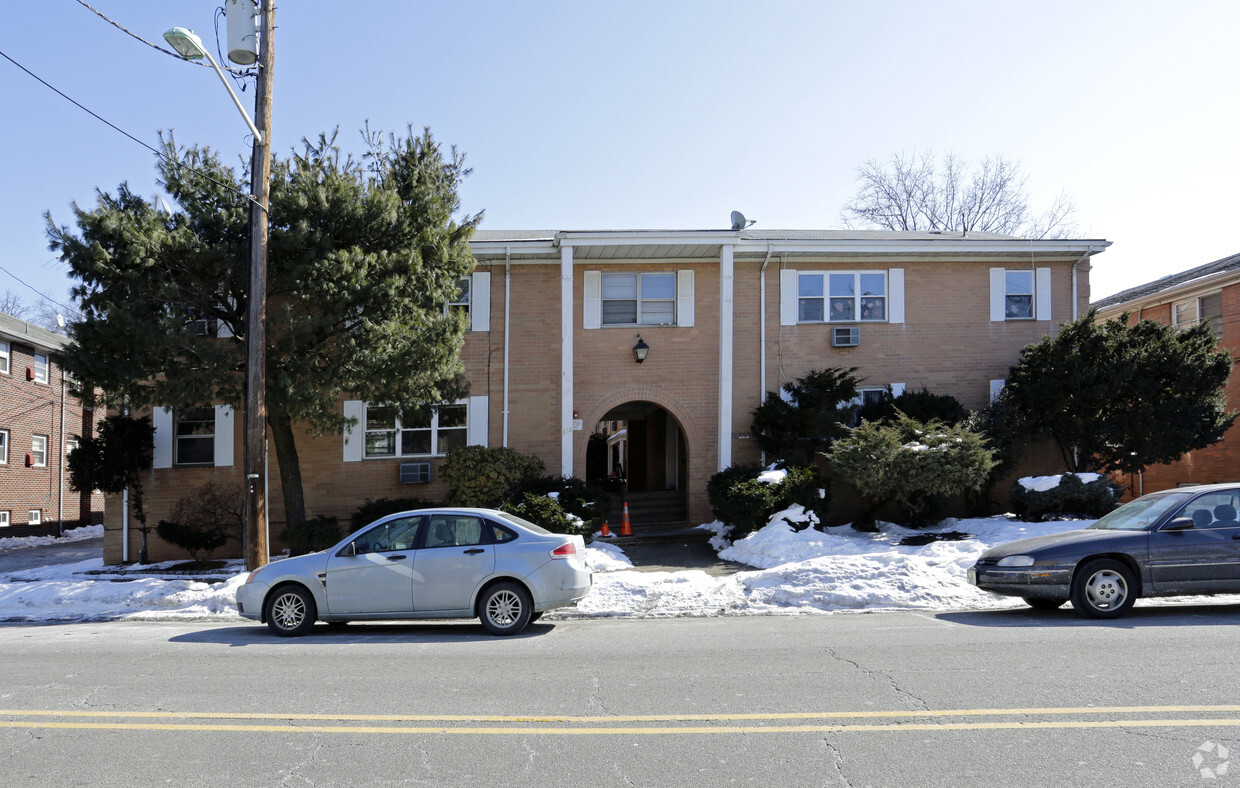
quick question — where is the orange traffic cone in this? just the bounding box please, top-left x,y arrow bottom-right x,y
600,521 -> 612,537
619,503 -> 633,536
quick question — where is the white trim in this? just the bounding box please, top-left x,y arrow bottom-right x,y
467,395 -> 489,447
0,511 -> 8,527
33,352 -> 50,384
779,268 -> 798,326
718,244 -> 734,471
0,429 -> 7,465
213,405 -> 234,468
471,271 -> 491,332
561,245 -> 574,476
676,270 -> 695,328
30,434 -> 48,467
888,268 -> 905,324
342,400 -> 364,462
152,407 -> 173,469
583,270 -> 602,329
1035,267 -> 1052,321
989,268 -> 1006,322
0,340 -> 9,375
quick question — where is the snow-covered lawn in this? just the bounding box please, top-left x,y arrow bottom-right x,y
0,514 -> 1095,624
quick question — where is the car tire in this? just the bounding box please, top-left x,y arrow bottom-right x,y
1070,559 -> 1137,619
478,582 -> 533,636
1024,597 -> 1066,610
265,584 -> 317,637
528,611 -> 543,623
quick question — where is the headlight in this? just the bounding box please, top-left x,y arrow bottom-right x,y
245,569 -> 262,584
997,555 -> 1036,567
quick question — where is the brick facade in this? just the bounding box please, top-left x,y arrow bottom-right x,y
104,229 -> 1111,564
0,314 -> 102,538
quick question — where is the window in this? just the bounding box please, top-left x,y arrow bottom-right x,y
0,511 -> 8,527
0,430 -> 7,464
447,276 -> 470,317
33,352 -> 50,384
364,403 -> 468,458
352,516 -> 422,554
1004,270 -> 1034,319
65,438 -> 79,459
174,407 -> 216,465
30,435 -> 47,467
1176,294 -> 1223,340
424,515 -> 485,548
798,272 -> 887,323
1177,492 -> 1240,529
0,341 -> 8,374
28,510 -> 42,525
602,273 -> 676,326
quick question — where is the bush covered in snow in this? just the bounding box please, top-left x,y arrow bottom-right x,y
708,463 -> 829,539
1009,473 -> 1123,521
828,413 -> 996,528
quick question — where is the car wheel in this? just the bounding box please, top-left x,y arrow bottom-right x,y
529,611 -> 543,623
1024,597 -> 1066,610
478,582 -> 532,636
1070,559 -> 1137,619
265,584 -> 317,636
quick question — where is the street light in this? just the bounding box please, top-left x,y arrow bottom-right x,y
161,28 -> 262,143
164,10 -> 274,571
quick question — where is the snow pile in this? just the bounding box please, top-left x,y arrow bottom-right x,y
0,524 -> 103,553
1018,472 -> 1102,492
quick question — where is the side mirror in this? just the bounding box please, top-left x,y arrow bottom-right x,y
339,541 -> 357,557
1163,517 -> 1196,531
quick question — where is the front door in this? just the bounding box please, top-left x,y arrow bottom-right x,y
324,515 -> 422,615
1148,492 -> 1240,594
413,513 -> 495,611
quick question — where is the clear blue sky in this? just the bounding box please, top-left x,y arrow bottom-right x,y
2,0 -> 1237,315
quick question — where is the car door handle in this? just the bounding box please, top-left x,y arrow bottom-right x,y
464,548 -> 485,555
387,554 -> 407,560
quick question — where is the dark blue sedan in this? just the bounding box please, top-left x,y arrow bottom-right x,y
969,483 -> 1240,618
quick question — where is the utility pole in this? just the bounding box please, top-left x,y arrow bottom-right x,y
244,0 -> 274,571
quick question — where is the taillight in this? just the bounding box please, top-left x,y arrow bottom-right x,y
551,542 -> 576,559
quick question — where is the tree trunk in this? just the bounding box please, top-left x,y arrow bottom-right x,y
267,404 -> 306,535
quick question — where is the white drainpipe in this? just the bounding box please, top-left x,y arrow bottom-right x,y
1071,248 -> 1092,320
758,243 -> 773,465
503,246 -> 511,447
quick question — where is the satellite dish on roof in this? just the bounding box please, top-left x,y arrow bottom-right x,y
56,313 -> 66,329
730,210 -> 755,231
157,197 -> 172,215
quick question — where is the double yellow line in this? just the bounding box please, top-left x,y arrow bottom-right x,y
1,705 -> 1239,736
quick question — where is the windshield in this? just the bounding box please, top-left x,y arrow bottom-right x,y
1087,493 -> 1191,531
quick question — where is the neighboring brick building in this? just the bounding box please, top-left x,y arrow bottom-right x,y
1092,251 -> 1240,497
105,228 -> 1110,563
0,312 -> 102,537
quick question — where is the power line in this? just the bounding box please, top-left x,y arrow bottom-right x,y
0,264 -> 75,314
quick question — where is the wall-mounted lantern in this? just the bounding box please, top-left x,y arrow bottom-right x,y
633,335 -> 650,364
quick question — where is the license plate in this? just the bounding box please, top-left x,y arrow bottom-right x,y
967,568 -> 977,585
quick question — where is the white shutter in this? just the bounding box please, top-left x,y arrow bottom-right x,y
152,407 -> 173,469
213,405 -> 234,467
676,270 -> 695,327
888,268 -> 905,324
471,271 -> 491,332
342,400 -> 365,462
780,269 -> 798,326
990,268 -> 1006,322
467,396 -> 489,447
891,382 -> 906,397
583,271 -> 602,329
1035,267 -> 1052,321
990,379 -> 1006,402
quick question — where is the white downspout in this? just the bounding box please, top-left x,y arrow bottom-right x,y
560,241 -> 574,477
1070,249 -> 1091,321
121,406 -> 129,563
58,374 -> 66,536
758,243 -> 773,466
718,243 -> 735,471
503,246 -> 512,447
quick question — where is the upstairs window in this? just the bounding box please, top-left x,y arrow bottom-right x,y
174,407 -> 216,466
798,272 -> 887,322
1004,270 -> 1034,319
33,352 -> 50,384
0,430 -> 6,464
447,277 -> 471,318
1176,294 -> 1223,340
0,341 -> 8,374
364,403 -> 468,458
31,435 -> 48,467
602,273 -> 676,326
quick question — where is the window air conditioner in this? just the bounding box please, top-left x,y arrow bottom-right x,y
399,462 -> 431,484
831,326 -> 860,348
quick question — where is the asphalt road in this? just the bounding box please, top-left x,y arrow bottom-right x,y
0,536 -> 103,573
2,607 -> 1240,787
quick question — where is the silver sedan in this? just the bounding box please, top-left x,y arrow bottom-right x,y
236,508 -> 592,636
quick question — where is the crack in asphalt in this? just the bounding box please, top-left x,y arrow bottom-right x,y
825,646 -> 929,711
821,736 -> 852,787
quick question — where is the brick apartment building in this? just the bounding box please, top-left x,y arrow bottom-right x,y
1092,251 -> 1240,497
0,312 -> 101,537
104,228 -> 1110,563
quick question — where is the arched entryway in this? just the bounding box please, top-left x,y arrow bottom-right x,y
586,401 -> 689,528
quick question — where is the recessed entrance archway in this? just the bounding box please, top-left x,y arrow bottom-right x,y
586,400 -> 689,528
